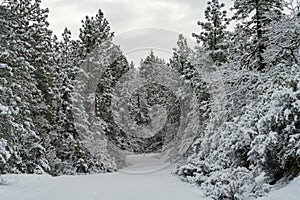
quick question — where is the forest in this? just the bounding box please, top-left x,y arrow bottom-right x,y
0,0 -> 300,199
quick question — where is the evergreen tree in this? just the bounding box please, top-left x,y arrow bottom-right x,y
263,12 -> 300,66
170,35 -> 210,102
94,43 -> 130,149
170,34 -> 199,82
54,28 -> 79,139
0,0 -> 53,173
79,9 -> 114,55
193,0 -> 229,65
49,9 -> 119,174
170,34 -> 192,74
46,28 -> 84,175
70,10 -> 126,171
139,51 -> 165,82
170,35 -> 211,152
231,0 -> 284,70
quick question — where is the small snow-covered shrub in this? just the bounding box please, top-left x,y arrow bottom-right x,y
175,159 -> 222,185
203,167 -> 269,200
175,159 -> 268,199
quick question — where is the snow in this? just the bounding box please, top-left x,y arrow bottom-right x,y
0,105 -> 9,115
120,153 -> 170,173
0,153 -> 204,200
1,153 -> 300,200
257,176 -> 300,200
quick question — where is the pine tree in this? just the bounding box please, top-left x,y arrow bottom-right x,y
231,0 -> 284,70
54,28 -> 79,139
44,28 -> 84,175
79,9 -> 114,55
94,44 -> 130,148
263,11 -> 300,66
70,10 -> 126,172
193,0 -> 229,65
170,35 -> 210,143
170,34 -> 196,79
0,0 -> 52,173
139,51 -> 165,82
170,35 -> 209,100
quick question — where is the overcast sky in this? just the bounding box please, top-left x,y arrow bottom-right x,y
41,0 -> 233,64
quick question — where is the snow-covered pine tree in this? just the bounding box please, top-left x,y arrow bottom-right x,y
137,52 -> 166,126
263,10 -> 300,67
231,0 -> 284,70
79,9 -> 114,55
46,28 -> 85,175
54,28 -> 79,139
0,0 -> 53,173
70,10 -> 126,171
169,34 -> 192,75
0,4 -> 15,173
21,0 -> 57,174
192,0 -> 229,65
94,50 -> 130,142
170,34 -> 210,129
117,52 -> 181,153
139,50 -> 166,83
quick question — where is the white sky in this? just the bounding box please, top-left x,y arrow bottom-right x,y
41,0 -> 233,64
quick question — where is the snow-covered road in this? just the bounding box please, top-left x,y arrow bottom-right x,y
0,153 -> 205,200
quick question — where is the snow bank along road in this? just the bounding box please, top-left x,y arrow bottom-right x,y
0,153 -> 204,200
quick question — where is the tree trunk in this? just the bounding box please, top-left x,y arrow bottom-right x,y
255,0 -> 265,71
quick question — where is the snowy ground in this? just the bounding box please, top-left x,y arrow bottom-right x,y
0,153 -> 204,200
1,153 -> 299,200
257,175 -> 300,200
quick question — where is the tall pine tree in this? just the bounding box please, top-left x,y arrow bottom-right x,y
79,9 -> 114,55
192,0 -> 229,65
231,0 -> 283,70
0,0 -> 55,173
